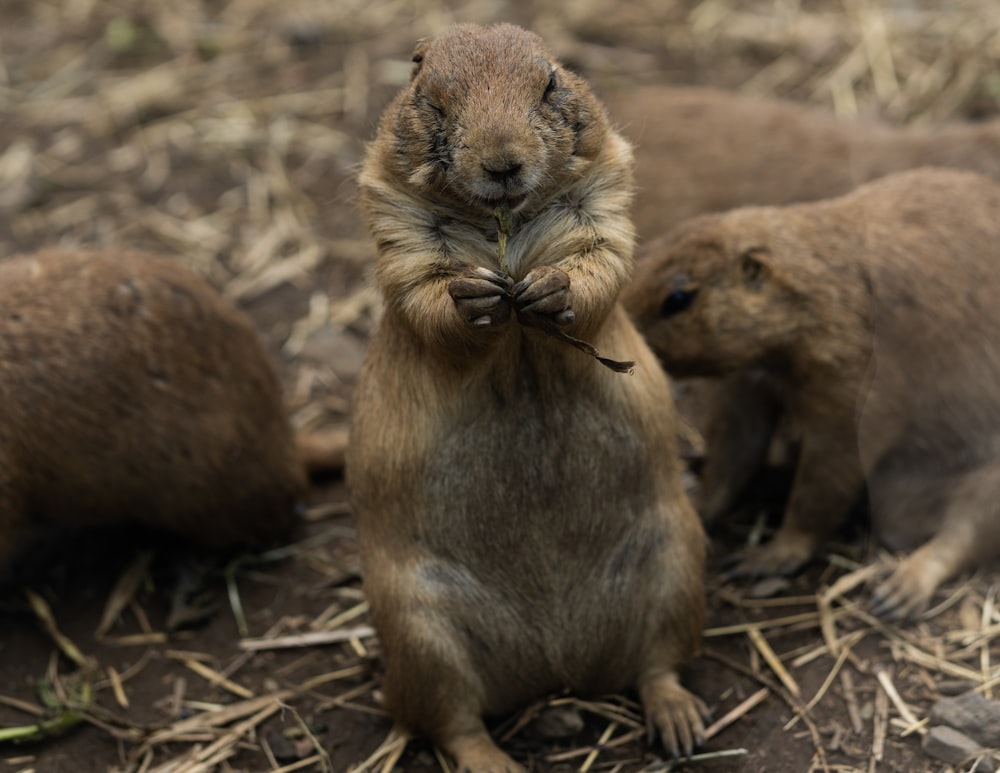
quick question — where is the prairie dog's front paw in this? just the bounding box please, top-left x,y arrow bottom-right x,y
870,546 -> 947,620
723,529 -> 816,580
512,265 -> 574,328
448,267 -> 514,329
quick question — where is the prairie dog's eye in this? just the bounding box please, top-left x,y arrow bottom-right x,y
660,288 -> 697,316
660,274 -> 697,316
543,69 -> 558,101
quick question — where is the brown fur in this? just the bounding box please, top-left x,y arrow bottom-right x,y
605,85 -> 1000,241
624,167 -> 1000,618
0,248 -> 307,566
610,86 -> 1000,469
349,23 -> 707,771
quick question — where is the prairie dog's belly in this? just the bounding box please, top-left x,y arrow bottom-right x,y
353,321 -> 686,703
379,353 -> 676,695
403,519 -> 670,708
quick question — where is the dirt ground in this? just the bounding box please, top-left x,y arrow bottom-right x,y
2,1 -> 1000,771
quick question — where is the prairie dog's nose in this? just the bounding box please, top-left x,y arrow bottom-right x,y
482,160 -> 523,183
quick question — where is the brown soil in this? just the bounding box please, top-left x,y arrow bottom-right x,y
1,1 -> 998,772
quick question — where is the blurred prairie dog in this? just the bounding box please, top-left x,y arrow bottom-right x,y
604,85 -> 1000,241
0,248 -> 323,567
349,23 -> 707,772
624,167 -> 1000,618
609,86 -> 1000,467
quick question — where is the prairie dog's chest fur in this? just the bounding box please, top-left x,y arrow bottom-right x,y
352,21 -> 660,518
364,126 -> 636,285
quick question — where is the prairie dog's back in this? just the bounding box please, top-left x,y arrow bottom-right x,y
0,249 -> 304,550
606,86 -> 1000,241
626,167 -> 1000,373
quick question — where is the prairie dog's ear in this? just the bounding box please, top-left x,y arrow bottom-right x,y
410,39 -> 430,79
740,246 -> 771,289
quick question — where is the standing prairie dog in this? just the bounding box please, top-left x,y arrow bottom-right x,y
623,167 -> 1000,618
349,23 -> 707,772
604,85 -> 1000,241
0,248 -> 310,568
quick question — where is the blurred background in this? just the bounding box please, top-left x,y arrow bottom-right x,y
2,0 -> 998,434
1,2 -> 999,771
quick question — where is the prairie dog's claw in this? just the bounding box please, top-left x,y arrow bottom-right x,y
449,267 -> 514,329
512,265 -> 572,327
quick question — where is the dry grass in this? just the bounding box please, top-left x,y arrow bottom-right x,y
2,0 -> 1000,771
0,503 -> 371,772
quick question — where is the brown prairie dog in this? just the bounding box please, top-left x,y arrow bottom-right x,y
623,167 -> 1000,619
609,86 -> 1000,466
0,248 -> 308,567
604,85 -> 1000,241
349,23 -> 707,772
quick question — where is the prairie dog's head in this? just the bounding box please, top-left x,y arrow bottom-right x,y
383,23 -> 608,214
624,212 -> 813,377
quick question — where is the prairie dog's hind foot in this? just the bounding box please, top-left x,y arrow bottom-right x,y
639,670 -> 711,760
445,730 -> 526,773
722,528 -> 816,580
870,543 -> 955,620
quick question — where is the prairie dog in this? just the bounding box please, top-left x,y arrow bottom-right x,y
604,85 -> 1000,240
623,167 -> 1000,618
349,23 -> 707,771
0,248 -> 306,566
610,86 -> 1000,473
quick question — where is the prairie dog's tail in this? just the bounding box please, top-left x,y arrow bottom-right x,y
297,427 -> 348,477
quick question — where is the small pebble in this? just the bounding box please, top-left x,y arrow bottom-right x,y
748,576 -> 792,598
922,725 -> 994,772
930,688 -> 1000,747
528,706 -> 585,739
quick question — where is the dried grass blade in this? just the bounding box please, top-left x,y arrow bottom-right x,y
982,584 -> 996,698
140,691 -> 294,751
874,667 -> 923,734
0,695 -> 45,717
544,729 -> 644,762
704,610 -> 821,638
703,687 -> 769,740
314,601 -> 370,631
239,626 -> 376,651
167,653 -> 254,700
267,754 -> 325,773
870,682 -> 889,771
579,721 -> 617,773
349,723 -> 410,773
95,551 -> 154,638
25,590 -> 94,669
785,631 -> 862,730
107,666 -> 129,709
840,669 -> 864,734
224,561 -> 249,638
747,627 -> 800,697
